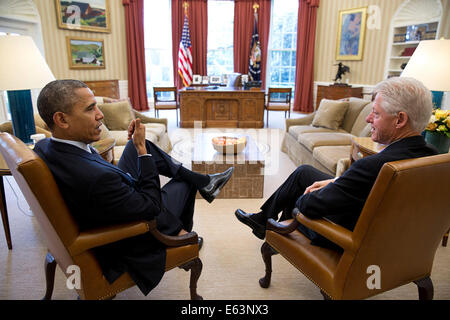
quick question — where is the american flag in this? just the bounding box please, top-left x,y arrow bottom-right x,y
178,15 -> 193,87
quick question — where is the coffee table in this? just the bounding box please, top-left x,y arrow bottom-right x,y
191,133 -> 264,198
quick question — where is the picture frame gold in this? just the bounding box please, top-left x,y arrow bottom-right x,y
56,0 -> 111,33
66,37 -> 105,69
336,7 -> 367,61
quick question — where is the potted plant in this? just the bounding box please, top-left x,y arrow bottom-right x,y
425,109 -> 450,154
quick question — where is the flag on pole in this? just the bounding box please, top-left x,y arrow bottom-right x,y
178,15 -> 193,87
249,8 -> 261,81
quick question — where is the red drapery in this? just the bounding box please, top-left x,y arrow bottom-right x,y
293,0 -> 319,113
172,0 -> 208,90
233,0 -> 271,89
123,0 -> 149,111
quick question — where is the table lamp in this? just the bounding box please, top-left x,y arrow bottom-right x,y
400,39 -> 450,108
0,35 -> 55,144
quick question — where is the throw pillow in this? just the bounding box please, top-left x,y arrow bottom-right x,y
98,100 -> 135,130
311,99 -> 349,130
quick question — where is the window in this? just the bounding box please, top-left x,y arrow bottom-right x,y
266,0 -> 298,91
144,0 -> 173,100
207,0 -> 234,76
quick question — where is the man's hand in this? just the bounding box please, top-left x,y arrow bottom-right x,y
128,118 -> 147,156
303,178 -> 335,194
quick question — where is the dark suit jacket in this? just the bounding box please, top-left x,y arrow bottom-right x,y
34,139 -> 168,295
296,135 -> 437,249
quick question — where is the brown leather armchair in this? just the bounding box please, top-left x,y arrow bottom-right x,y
0,133 -> 203,300
259,153 -> 450,300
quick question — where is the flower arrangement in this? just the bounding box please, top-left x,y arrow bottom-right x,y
425,109 -> 450,138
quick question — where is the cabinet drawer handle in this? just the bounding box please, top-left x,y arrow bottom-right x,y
356,151 -> 363,159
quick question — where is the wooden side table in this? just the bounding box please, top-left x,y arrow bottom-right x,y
350,137 -> 385,164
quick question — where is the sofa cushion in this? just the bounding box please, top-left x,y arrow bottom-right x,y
98,100 -> 135,130
341,98 -> 372,133
350,102 -> 373,136
312,99 -> 349,130
313,145 -> 352,174
109,129 -> 160,147
289,125 -> 345,141
143,123 -> 166,137
99,123 -> 111,140
298,132 -> 353,152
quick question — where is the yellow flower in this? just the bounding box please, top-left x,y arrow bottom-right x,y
435,109 -> 449,120
426,122 -> 437,131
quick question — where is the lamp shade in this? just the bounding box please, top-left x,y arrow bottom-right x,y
0,35 -> 55,91
400,39 -> 450,92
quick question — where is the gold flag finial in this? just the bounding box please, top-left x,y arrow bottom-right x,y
253,3 -> 259,13
183,1 -> 189,15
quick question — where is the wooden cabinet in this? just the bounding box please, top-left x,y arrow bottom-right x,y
316,84 -> 363,110
179,88 -> 264,128
84,80 -> 119,99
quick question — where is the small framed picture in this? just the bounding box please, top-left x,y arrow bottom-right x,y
66,37 -> 105,69
209,75 -> 221,84
193,75 -> 202,85
202,76 -> 209,85
55,0 -> 111,33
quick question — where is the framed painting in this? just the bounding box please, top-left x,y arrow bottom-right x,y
56,0 -> 111,33
336,7 -> 367,61
66,37 -> 105,69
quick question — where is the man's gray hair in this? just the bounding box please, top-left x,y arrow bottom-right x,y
37,79 -> 89,130
374,77 -> 432,132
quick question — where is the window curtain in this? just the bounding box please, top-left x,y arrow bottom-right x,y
123,0 -> 149,111
233,0 -> 271,89
293,0 -> 319,113
172,0 -> 208,90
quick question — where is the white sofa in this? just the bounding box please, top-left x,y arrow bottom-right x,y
281,97 -> 374,176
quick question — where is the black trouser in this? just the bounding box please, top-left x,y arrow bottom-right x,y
117,139 -> 197,235
260,164 -> 333,221
260,164 -> 342,251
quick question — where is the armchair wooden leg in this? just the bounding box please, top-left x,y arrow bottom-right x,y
443,228 -> 449,247
180,257 -> 203,300
42,252 -> 57,300
320,290 -> 331,300
259,242 -> 278,288
414,276 -> 434,300
0,175 -> 12,250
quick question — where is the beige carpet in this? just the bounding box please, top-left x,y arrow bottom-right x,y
0,127 -> 449,300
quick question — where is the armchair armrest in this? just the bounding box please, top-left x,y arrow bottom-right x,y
68,219 -> 199,256
147,220 -> 198,247
68,221 -> 150,256
293,208 -> 355,253
285,114 -> 315,132
266,218 -> 299,234
134,111 -> 168,130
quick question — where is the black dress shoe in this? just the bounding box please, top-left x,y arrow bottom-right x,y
234,209 -> 266,240
199,167 -> 234,203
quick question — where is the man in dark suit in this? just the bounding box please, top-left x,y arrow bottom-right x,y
235,77 -> 437,250
34,79 -> 233,295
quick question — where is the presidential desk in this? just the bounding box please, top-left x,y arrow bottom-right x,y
179,87 -> 265,128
